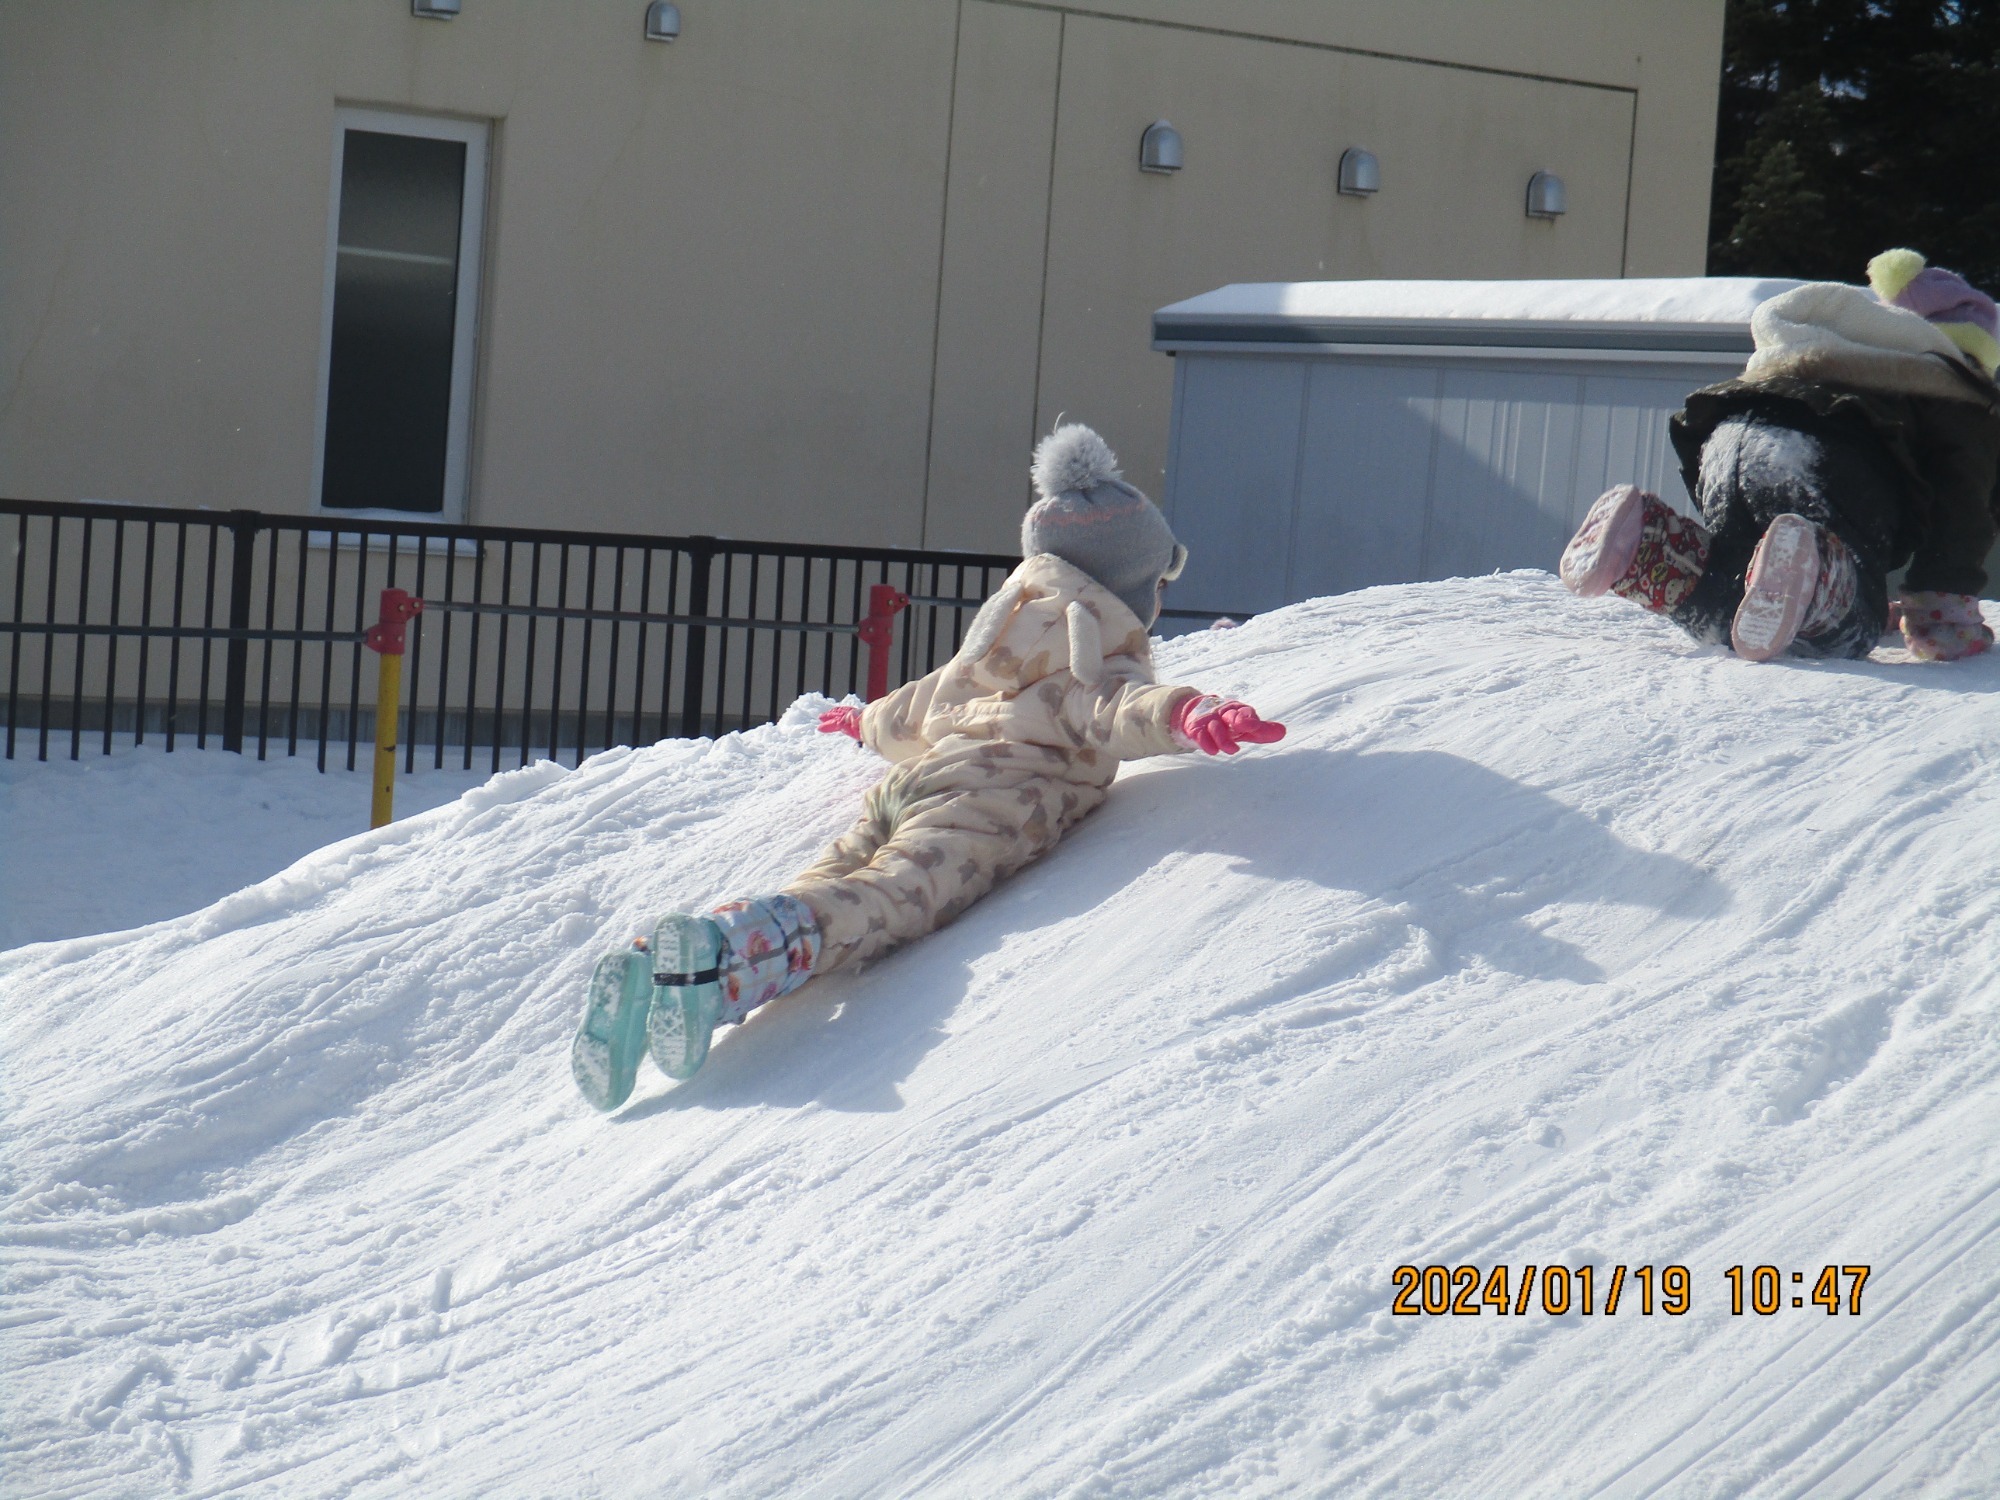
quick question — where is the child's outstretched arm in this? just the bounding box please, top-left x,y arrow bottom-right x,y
1058,673 -> 1285,760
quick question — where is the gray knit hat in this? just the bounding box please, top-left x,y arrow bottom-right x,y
1021,424 -> 1186,627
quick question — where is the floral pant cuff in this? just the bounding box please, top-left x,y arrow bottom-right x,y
708,894 -> 822,1019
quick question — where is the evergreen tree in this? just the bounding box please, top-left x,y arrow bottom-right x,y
1709,0 -> 2000,288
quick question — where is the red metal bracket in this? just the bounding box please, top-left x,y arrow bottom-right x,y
363,588 -> 425,656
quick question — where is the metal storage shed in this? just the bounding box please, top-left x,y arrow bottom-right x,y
1153,278 -> 1802,619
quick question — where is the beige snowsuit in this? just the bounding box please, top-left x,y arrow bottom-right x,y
783,554 -> 1197,973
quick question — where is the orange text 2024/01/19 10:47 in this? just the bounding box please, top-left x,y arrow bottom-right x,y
1388,1264 -> 1872,1318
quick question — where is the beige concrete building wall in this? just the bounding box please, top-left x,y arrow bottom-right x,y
0,0 -> 1724,556
998,16 -> 1641,550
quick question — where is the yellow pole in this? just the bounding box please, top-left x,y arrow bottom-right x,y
370,648 -> 403,829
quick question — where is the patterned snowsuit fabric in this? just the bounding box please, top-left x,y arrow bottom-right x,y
1609,501 -> 1711,614
783,554 -> 1194,974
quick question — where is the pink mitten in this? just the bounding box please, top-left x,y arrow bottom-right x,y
818,705 -> 863,739
1172,694 -> 1287,755
1898,591 -> 1994,661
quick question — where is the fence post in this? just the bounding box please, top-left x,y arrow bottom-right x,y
363,587 -> 424,828
220,509 -> 260,753
857,583 -> 909,701
679,539 -> 713,738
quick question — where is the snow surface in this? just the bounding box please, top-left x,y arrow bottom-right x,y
1158,277 -> 1806,329
0,750 -> 487,949
5,573 -> 1999,1498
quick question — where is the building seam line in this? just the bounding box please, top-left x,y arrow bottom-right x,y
1028,12 -> 1066,496
918,0 -> 967,549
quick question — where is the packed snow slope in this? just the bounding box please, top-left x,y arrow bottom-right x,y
0,750 -> 486,948
5,573 -> 1999,1499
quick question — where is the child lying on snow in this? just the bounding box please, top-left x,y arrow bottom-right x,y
572,424 -> 1286,1109
1560,249 -> 2000,663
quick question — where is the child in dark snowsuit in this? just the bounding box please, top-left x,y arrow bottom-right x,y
1560,251 -> 2000,663
571,425 -> 1287,1110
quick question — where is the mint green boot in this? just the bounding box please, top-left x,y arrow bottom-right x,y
570,940 -> 657,1111
647,896 -> 823,1082
646,913 -> 726,1081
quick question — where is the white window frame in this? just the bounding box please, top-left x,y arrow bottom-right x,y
311,106 -> 489,524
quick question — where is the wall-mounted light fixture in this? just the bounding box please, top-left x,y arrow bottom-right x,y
1337,148 -> 1380,197
411,0 -> 460,17
1525,171 -> 1567,219
644,2 -> 681,41
1140,120 -> 1183,174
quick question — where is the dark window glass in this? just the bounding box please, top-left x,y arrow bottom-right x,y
321,130 -> 467,513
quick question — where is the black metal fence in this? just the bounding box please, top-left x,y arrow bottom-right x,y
2,498 -> 1019,770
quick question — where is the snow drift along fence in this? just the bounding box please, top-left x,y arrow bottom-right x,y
1,498 -> 1018,770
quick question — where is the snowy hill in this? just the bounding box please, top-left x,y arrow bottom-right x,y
5,573 -> 1998,1498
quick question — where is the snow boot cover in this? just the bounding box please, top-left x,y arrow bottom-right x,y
1560,485 -> 1711,612
1730,514 -> 1858,662
569,894 -> 821,1110
1897,590 -> 1994,661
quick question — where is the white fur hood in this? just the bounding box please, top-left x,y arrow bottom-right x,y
1744,281 -> 1993,404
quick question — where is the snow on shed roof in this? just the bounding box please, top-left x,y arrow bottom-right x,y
1154,277 -> 1807,354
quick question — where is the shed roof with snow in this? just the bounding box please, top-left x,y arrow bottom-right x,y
1153,278 -> 1804,619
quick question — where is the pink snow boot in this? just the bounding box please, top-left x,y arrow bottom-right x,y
1730,514 -> 1858,662
1560,485 -> 1710,611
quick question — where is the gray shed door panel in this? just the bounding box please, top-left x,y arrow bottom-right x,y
1291,363 -> 1435,600
1164,357 -> 1307,615
1426,368 -> 1585,581
1163,351 -> 1747,613
1570,372 -> 1724,526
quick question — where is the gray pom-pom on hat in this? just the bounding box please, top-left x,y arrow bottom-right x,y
1031,423 -> 1122,497
1022,424 -> 1185,628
